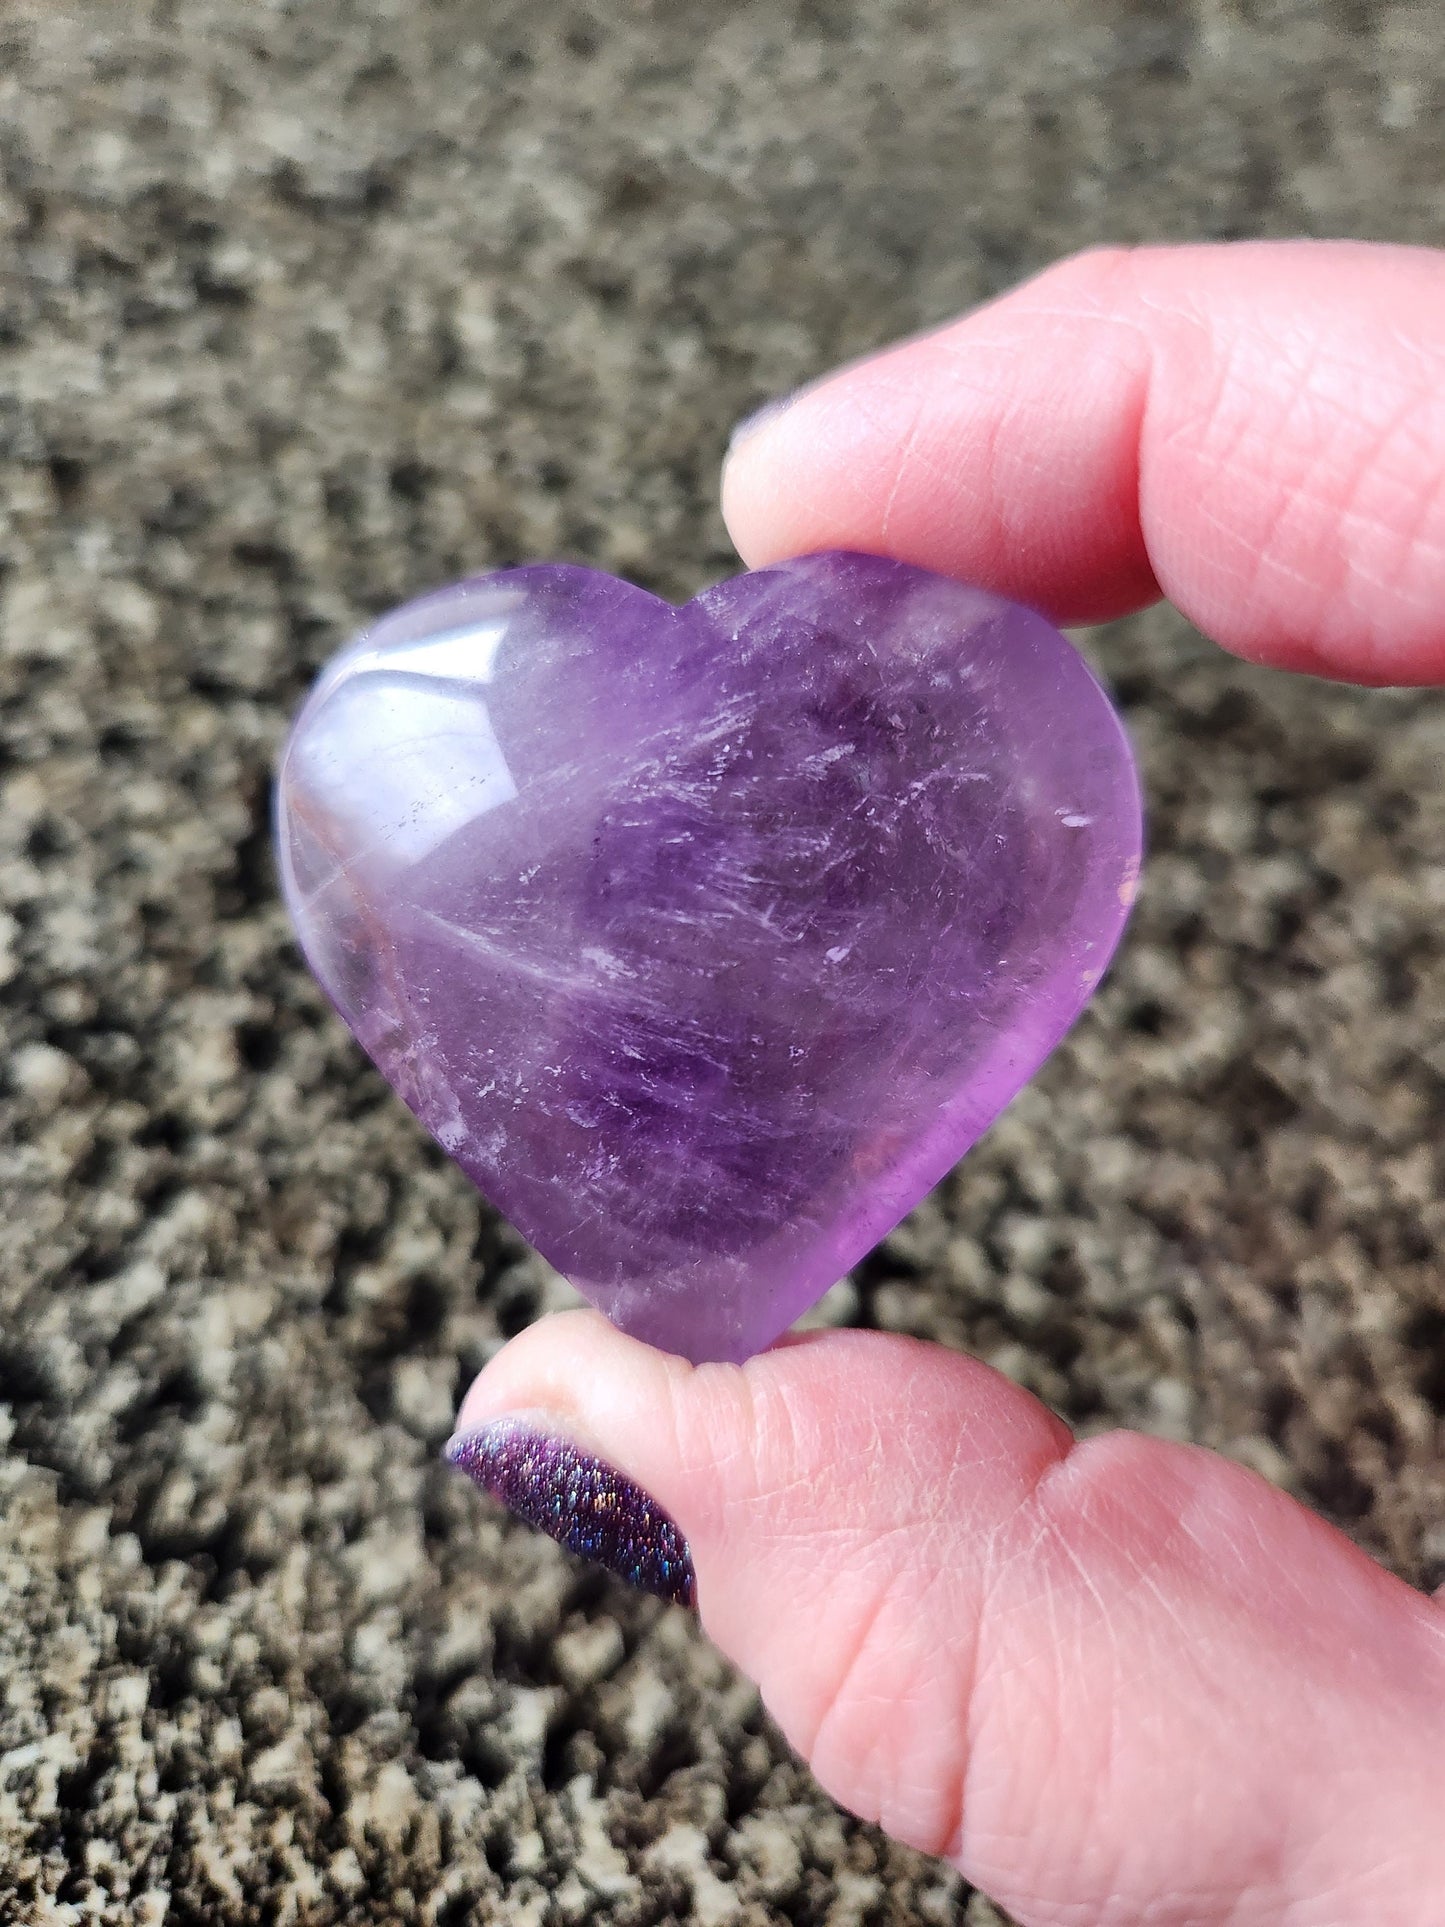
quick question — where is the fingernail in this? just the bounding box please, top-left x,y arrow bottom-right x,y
444,1418 -> 696,1607
727,388 -> 801,454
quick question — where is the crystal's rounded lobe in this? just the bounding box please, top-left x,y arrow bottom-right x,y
277,552 -> 1141,1362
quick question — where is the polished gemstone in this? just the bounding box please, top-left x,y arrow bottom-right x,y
276,552 -> 1141,1362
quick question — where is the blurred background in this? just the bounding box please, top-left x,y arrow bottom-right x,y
1,2 -> 1441,1921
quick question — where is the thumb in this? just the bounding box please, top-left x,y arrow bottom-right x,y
448,1310 -> 1445,1927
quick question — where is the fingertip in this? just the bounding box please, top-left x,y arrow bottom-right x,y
454,1317 -> 1070,1570
722,240 -> 1445,683
721,368 -> 902,571
454,1306 -> 693,1440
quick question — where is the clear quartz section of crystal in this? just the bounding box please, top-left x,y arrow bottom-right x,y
277,552 -> 1142,1363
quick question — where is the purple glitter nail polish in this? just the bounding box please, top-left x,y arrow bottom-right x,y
445,1421 -> 696,1605
277,551 -> 1141,1362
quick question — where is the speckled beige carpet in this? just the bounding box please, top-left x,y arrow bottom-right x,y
1,2 -> 1442,1921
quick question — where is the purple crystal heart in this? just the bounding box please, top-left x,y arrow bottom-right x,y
277,552 -> 1141,1363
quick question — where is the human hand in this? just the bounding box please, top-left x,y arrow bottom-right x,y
447,242 -> 1445,1926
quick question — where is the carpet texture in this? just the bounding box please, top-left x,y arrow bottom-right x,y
1,2 -> 1442,1921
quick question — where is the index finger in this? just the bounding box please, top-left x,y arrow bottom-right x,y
722,241 -> 1445,686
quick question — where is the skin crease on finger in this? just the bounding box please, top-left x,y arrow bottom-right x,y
721,241 -> 1445,685
458,1316 -> 1445,1927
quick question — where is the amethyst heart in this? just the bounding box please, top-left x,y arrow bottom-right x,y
277,551 -> 1140,1363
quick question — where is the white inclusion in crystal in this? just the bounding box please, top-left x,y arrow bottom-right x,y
294,617 -> 519,866
580,946 -> 632,978
1059,811 -> 1092,828
824,945 -> 851,963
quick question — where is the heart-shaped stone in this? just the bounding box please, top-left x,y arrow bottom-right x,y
277,551 -> 1140,1362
